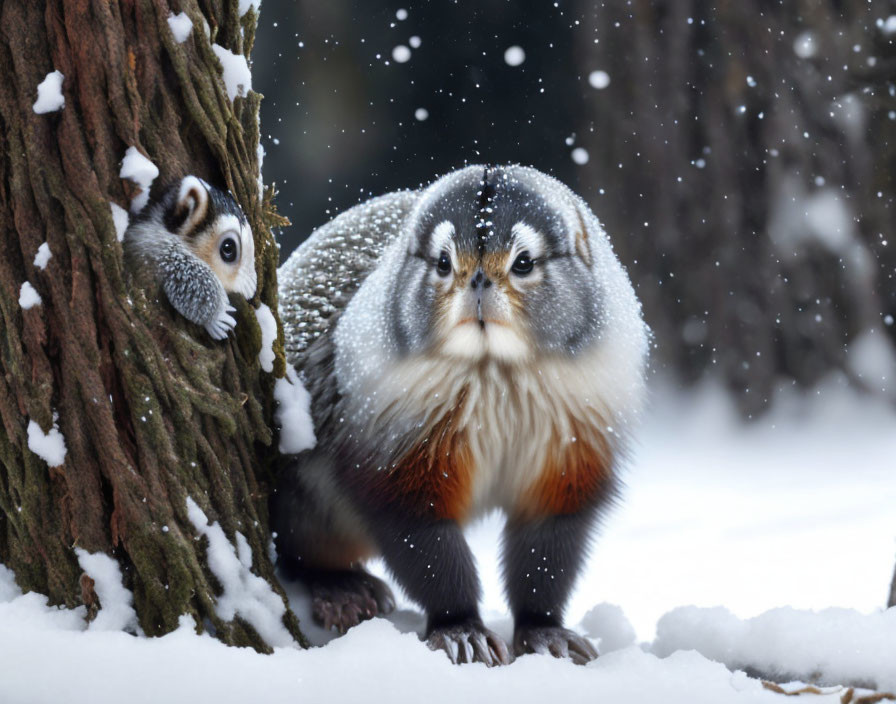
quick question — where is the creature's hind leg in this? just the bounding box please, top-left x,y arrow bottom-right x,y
271,454 -> 395,633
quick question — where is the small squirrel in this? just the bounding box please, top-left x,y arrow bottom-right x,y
122,176 -> 256,339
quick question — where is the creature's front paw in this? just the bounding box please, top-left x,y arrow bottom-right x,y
514,626 -> 598,665
310,569 -> 396,634
204,303 -> 237,340
427,619 -> 512,667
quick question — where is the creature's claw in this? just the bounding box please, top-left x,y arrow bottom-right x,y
514,626 -> 598,665
427,620 -> 512,667
205,305 -> 237,340
309,569 -> 396,634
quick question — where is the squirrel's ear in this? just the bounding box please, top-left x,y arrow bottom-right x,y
172,176 -> 210,235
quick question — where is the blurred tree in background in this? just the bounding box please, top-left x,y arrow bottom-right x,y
253,0 -> 895,415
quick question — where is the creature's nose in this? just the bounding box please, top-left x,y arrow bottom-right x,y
470,268 -> 491,329
470,269 -> 492,291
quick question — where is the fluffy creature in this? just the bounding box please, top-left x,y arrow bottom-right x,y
122,175 -> 257,339
274,165 -> 648,666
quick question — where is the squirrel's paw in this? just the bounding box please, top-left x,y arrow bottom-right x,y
205,302 -> 237,340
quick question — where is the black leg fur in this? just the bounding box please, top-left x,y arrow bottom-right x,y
370,511 -> 511,666
502,510 -> 599,664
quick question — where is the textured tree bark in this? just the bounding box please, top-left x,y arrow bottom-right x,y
0,0 -> 304,650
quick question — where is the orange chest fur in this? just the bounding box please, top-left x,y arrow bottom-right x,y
375,411 -> 613,521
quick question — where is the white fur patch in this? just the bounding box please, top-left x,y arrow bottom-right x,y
429,220 -> 456,259
509,221 -> 545,263
349,316 -> 644,520
440,322 -> 530,364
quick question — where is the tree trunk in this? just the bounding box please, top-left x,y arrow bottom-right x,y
0,0 -> 304,650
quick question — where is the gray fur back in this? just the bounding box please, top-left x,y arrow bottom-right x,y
278,191 -> 419,364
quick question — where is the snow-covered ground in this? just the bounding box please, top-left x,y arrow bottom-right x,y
2,379 -> 895,703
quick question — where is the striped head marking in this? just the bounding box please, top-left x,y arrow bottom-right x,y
388,165 -> 603,363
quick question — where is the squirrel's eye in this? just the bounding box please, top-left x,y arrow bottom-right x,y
511,251 -> 534,276
436,250 -> 452,277
219,236 -> 239,263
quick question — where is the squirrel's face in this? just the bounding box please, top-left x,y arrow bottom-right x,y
168,176 -> 257,299
389,166 -> 603,363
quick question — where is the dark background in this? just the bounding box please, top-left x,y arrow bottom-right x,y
252,0 -> 896,415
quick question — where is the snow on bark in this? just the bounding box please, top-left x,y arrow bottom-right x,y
212,44 -> 252,101
74,549 -> 138,633
273,366 -> 315,454
26,415 -> 67,468
185,497 -> 296,648
32,70 -> 64,113
119,147 -> 159,213
256,142 -> 265,199
239,0 -> 261,17
18,281 -> 41,309
109,202 -> 129,242
33,242 -> 51,270
167,12 -> 192,43
254,303 -> 276,372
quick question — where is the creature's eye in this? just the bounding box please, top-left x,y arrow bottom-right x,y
436,250 -> 452,277
219,235 -> 239,264
511,251 -> 534,276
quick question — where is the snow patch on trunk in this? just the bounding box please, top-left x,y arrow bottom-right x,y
18,281 -> 42,309
110,201 -> 129,241
26,414 -> 67,467
167,12 -> 192,43
33,243 -> 51,270
74,549 -> 138,633
185,497 -> 296,648
239,0 -> 261,16
254,303 -> 277,372
119,147 -> 159,213
212,44 -> 252,101
273,366 -> 316,453
256,142 -> 265,200
33,70 -> 64,113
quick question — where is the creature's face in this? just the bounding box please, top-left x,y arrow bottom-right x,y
167,176 -> 257,299
389,166 -> 603,363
